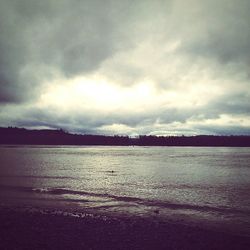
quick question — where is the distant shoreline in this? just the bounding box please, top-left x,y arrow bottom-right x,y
1,127 -> 250,147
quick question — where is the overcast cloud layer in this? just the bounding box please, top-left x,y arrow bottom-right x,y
0,0 -> 250,135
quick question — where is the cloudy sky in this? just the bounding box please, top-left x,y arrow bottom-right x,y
0,0 -> 250,135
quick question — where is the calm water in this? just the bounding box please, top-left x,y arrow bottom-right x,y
0,146 -> 250,235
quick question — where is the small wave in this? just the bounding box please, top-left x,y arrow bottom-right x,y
30,188 -> 141,203
32,188 -> 51,193
1,184 -> 250,216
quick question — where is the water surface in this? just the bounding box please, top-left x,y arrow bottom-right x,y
0,146 -> 250,235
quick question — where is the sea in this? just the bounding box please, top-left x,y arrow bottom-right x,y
0,146 -> 250,236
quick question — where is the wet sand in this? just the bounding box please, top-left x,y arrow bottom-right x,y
1,207 -> 250,250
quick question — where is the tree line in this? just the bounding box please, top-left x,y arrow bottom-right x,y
0,127 -> 250,146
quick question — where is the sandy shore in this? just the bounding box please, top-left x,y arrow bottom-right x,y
1,207 -> 250,250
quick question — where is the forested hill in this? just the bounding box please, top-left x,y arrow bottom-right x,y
0,127 -> 250,146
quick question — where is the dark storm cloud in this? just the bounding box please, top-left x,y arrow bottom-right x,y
0,0 -> 53,102
179,0 -> 250,66
208,93 -> 250,116
0,0 -> 140,103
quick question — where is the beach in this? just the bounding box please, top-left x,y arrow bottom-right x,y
1,206 -> 250,250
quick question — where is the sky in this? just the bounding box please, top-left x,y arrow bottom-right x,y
0,0 -> 250,136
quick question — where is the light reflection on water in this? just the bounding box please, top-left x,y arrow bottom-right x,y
0,146 -> 250,234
